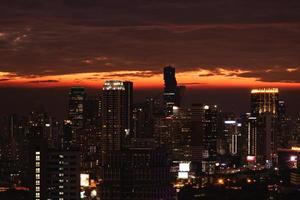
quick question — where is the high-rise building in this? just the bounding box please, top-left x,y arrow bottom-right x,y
100,81 -> 173,200
277,100 -> 288,148
248,88 -> 280,165
46,148 -> 80,200
101,80 -> 127,151
250,88 -> 279,116
99,147 -> 174,200
202,105 -> 220,174
163,66 -> 177,115
190,104 -> 205,174
68,87 -> 86,129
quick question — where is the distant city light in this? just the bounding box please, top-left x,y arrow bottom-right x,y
91,189 -> 97,197
172,106 -> 179,110
246,156 -> 256,162
80,174 -> 89,187
251,88 -> 279,94
217,178 -> 225,185
224,120 -> 236,124
291,147 -> 300,151
178,172 -> 188,179
290,155 -> 297,162
179,162 -> 190,172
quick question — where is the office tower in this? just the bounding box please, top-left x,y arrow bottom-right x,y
100,80 -> 126,199
257,113 -> 277,166
202,105 -> 220,174
28,135 -> 48,200
169,107 -> 192,161
63,120 -> 73,147
163,66 -> 177,115
190,104 -> 205,174
240,113 -> 257,162
123,81 -> 133,137
101,80 -> 126,151
99,147 -> 173,200
100,81 -> 173,200
250,88 -> 279,116
249,88 -> 280,165
223,119 -> 241,156
68,87 -> 86,130
46,148 -> 80,200
277,100 -> 288,148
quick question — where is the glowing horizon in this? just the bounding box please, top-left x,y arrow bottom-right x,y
1,69 -> 300,89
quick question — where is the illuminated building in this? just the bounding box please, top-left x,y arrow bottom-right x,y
277,100 -> 288,148
29,136 -> 47,200
223,119 -> 241,156
250,88 -> 279,116
68,87 -> 86,129
46,148 -> 80,200
243,114 -> 258,160
202,105 -> 220,174
163,66 -> 177,115
249,88 -> 280,165
101,80 -> 127,151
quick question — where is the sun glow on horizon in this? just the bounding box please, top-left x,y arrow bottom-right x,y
0,69 -> 300,89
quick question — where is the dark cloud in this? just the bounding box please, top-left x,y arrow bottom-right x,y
0,78 -> 11,82
27,79 -> 60,83
0,0 -> 300,82
102,71 -> 160,79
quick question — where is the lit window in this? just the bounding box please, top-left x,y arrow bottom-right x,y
36,174 -> 40,179
35,162 -> 40,167
35,155 -> 40,161
36,168 -> 40,173
35,180 -> 40,185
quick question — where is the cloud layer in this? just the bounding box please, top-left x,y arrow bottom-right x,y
1,0 -> 300,85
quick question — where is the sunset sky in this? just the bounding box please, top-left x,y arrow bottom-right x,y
1,0 -> 300,89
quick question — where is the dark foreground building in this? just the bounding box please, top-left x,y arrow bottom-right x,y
99,147 -> 174,200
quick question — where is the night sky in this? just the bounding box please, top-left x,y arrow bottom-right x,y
1,0 -> 300,118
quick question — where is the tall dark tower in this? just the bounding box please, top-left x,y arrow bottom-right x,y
163,66 -> 178,115
68,87 -> 86,129
101,80 -> 126,151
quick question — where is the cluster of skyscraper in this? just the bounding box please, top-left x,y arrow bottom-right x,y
1,66 -> 300,200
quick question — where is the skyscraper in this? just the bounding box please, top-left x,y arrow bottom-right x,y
68,87 -> 86,129
163,66 -> 177,115
249,88 -> 280,165
250,88 -> 279,116
101,80 -> 126,151
202,105 -> 220,174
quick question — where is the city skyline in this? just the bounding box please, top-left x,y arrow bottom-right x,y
1,1 -> 300,200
